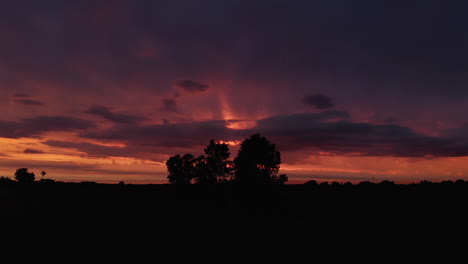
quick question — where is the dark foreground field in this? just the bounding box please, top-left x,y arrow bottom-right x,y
1,182 -> 467,261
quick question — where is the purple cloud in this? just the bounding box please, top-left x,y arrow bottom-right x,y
162,98 -> 177,112
0,116 -> 95,138
303,94 -> 334,109
85,105 -> 147,124
176,80 -> 209,93
15,99 -> 45,106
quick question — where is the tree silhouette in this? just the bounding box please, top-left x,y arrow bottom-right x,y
233,134 -> 285,184
278,174 -> 288,184
193,155 -> 213,184
304,180 -> 318,187
166,154 -> 196,184
14,168 -> 35,184
41,170 -> 46,179
204,140 -> 233,183
0,176 -> 14,184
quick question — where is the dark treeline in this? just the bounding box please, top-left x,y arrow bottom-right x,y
2,166 -> 468,189
0,167 -> 55,184
1,180 -> 468,261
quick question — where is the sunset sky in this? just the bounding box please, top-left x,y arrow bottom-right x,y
1,0 -> 468,183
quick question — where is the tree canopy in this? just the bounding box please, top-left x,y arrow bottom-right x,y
166,134 -> 287,184
166,154 -> 196,184
204,140 -> 233,183
166,140 -> 233,184
14,168 -> 35,184
234,134 -> 285,184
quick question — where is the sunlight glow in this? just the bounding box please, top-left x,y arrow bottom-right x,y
219,92 -> 256,130
225,120 -> 257,130
217,140 -> 241,146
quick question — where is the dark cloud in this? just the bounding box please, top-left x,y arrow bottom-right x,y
15,99 -> 45,106
162,98 -> 177,112
255,112 -> 468,157
369,114 -> 397,124
256,110 -> 350,130
24,148 -> 45,154
1,0 -> 467,118
14,93 -> 32,98
302,94 -> 334,109
85,105 -> 147,124
80,120 -> 240,149
76,109 -> 468,158
44,140 -> 128,158
442,124 -> 468,145
383,117 -> 396,123
13,93 -> 44,105
0,116 -> 95,138
176,80 -> 209,93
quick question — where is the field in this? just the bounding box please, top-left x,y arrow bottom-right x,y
1,182 -> 467,261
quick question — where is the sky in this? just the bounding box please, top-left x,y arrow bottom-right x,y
1,0 -> 468,184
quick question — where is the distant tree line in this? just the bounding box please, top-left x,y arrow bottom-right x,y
0,168 -> 53,184
302,179 -> 468,191
166,134 -> 288,184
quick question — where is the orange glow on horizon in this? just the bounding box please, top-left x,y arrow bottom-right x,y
2,132 -> 468,184
280,155 -> 468,184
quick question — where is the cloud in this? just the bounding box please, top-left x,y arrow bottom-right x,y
13,93 -> 45,106
162,98 -> 177,112
85,105 -> 147,124
43,140 -> 168,161
76,109 -> 468,158
44,140 -> 128,158
0,116 -> 95,138
15,99 -> 45,106
1,0 -> 466,135
24,148 -> 45,154
14,93 -> 32,98
256,110 -> 350,130
67,110 -> 468,159
255,111 -> 468,157
383,117 -> 396,123
80,120 -> 240,148
302,94 -> 334,109
176,80 -> 209,93
368,113 -> 397,124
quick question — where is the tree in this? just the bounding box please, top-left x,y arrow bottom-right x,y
14,168 -> 35,184
166,140 -> 234,184
304,180 -> 318,187
278,174 -> 288,184
204,140 -> 233,183
166,154 -> 196,184
0,176 -> 14,184
233,134 -> 286,184
193,155 -> 214,184
41,171 -> 46,179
